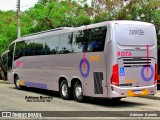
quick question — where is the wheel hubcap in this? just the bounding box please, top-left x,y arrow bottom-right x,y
16,79 -> 20,88
75,85 -> 82,99
62,84 -> 68,97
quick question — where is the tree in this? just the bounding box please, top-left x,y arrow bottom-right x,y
24,0 -> 92,33
116,0 -> 160,45
0,0 -> 160,57
0,10 -> 17,54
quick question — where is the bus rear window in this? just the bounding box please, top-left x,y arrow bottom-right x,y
115,24 -> 156,46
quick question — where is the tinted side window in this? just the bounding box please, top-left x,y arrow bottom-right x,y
24,40 -> 35,56
88,27 -> 107,52
34,38 -> 45,55
72,26 -> 107,53
14,41 -> 25,60
45,35 -> 59,55
72,30 -> 90,53
59,33 -> 72,54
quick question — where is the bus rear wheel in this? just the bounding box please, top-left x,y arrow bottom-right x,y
60,80 -> 71,100
14,76 -> 22,90
73,81 -> 84,102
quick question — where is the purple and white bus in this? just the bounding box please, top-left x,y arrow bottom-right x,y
6,20 -> 157,102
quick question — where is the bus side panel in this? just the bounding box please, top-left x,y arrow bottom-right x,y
49,52 -> 107,98
15,55 -> 59,91
13,51 -> 107,98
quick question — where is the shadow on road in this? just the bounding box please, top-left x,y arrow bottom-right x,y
9,86 -> 147,107
19,86 -> 61,98
84,98 -> 146,107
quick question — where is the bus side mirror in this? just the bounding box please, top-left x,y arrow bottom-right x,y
1,50 -> 9,72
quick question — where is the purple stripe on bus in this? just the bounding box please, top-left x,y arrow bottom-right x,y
24,82 -> 47,89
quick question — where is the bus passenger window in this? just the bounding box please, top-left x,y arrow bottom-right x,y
34,38 -> 45,55
24,40 -> 35,56
72,30 -> 89,53
88,27 -> 107,52
45,35 -> 59,55
72,27 -> 107,53
59,33 -> 72,54
14,41 -> 25,60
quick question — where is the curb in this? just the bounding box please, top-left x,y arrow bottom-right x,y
140,95 -> 160,100
0,80 -> 9,84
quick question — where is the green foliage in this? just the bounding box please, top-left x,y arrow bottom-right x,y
0,0 -> 160,55
116,0 -> 160,45
25,0 -> 92,32
0,10 -> 17,54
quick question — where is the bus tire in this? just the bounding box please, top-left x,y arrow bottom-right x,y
14,76 -> 22,90
73,81 -> 84,102
60,80 -> 71,100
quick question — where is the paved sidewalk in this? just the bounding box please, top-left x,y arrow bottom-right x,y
0,80 -> 9,84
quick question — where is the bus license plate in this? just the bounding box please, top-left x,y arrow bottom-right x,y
134,90 -> 142,94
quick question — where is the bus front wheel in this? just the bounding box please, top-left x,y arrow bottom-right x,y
14,76 -> 22,90
60,80 -> 71,100
73,81 -> 84,102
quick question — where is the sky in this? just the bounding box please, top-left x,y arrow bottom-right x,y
0,0 -> 38,11
0,0 -> 93,11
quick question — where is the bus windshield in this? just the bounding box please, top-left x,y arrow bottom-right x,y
115,24 -> 156,46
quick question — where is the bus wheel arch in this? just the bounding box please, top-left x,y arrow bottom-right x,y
14,74 -> 22,90
71,78 -> 84,102
59,77 -> 71,100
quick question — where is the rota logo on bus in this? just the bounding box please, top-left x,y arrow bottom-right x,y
117,51 -> 132,57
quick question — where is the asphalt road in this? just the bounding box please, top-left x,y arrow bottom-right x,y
0,81 -> 160,119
